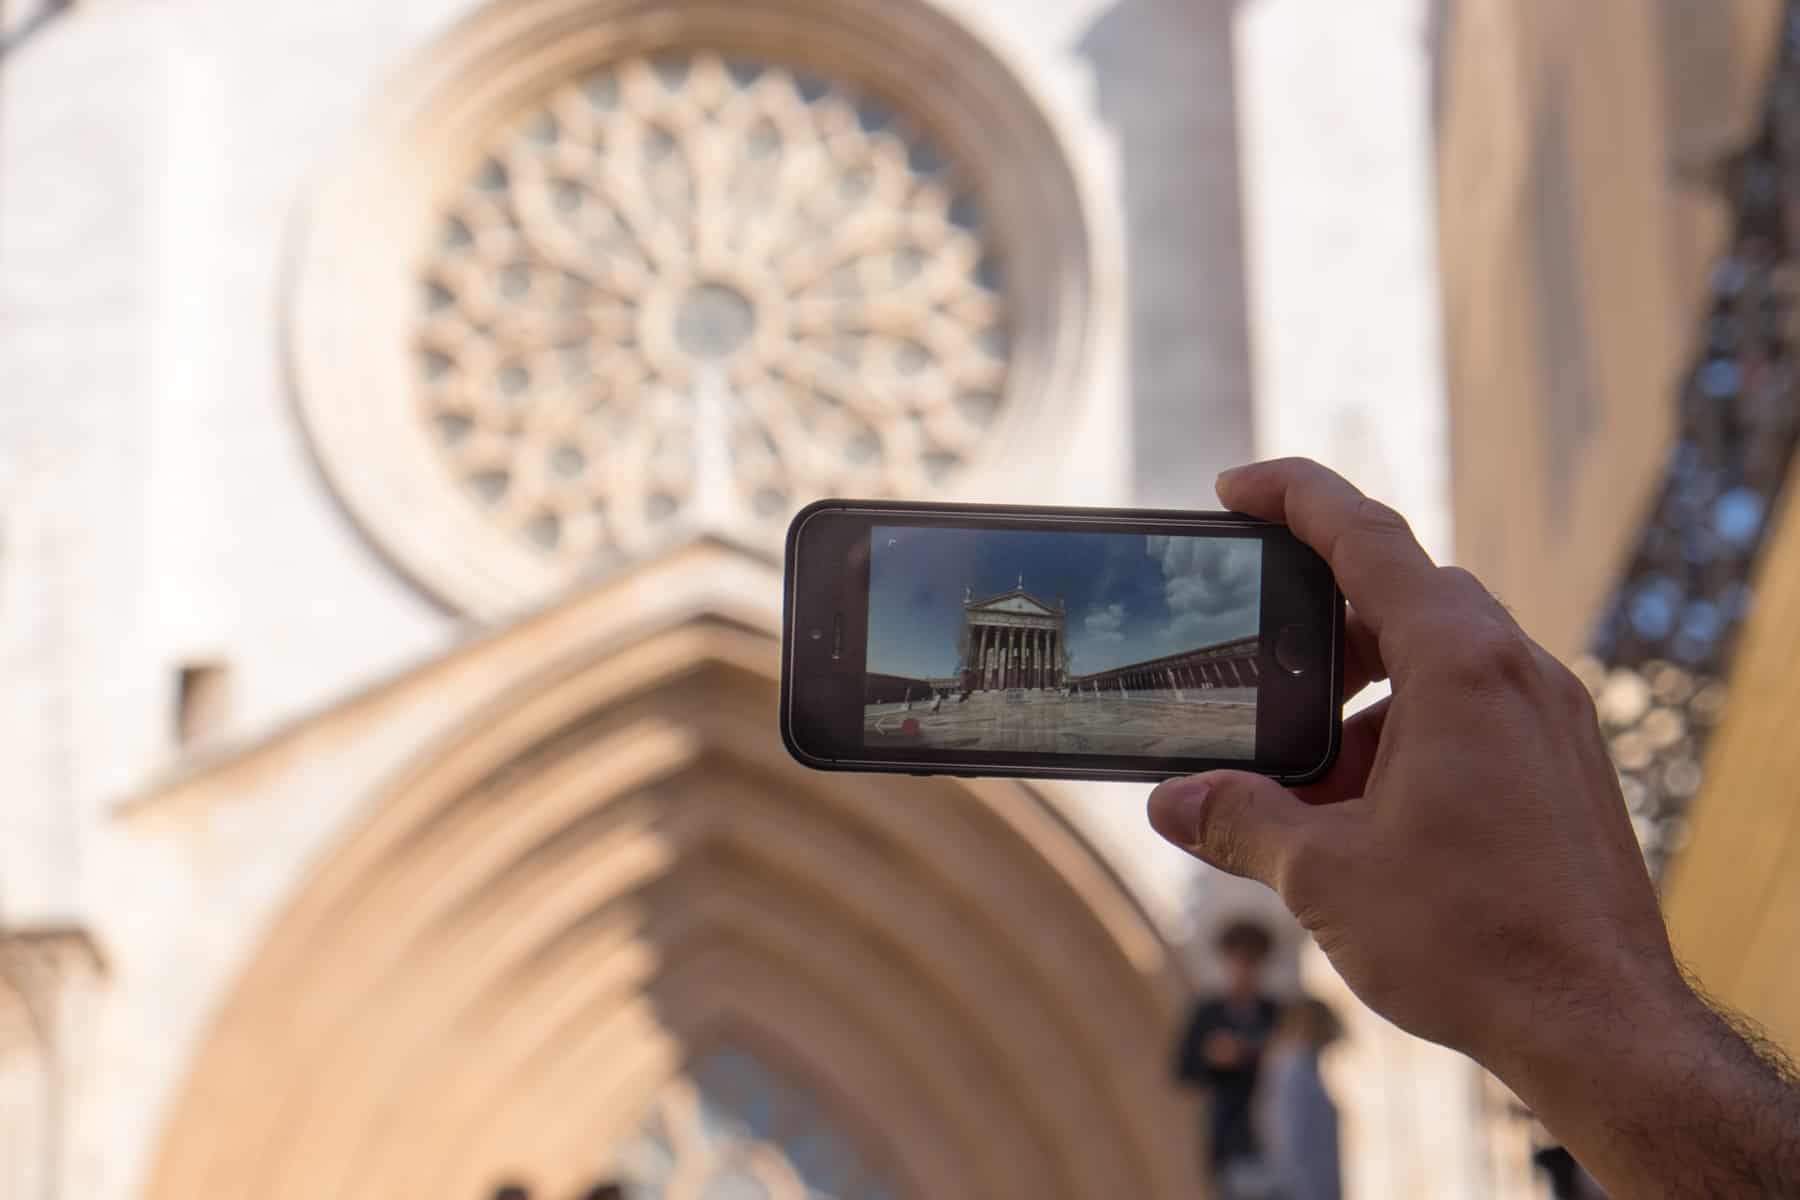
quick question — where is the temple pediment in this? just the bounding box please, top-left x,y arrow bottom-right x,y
969,589 -> 1059,617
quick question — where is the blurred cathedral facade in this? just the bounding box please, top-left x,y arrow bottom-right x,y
0,0 -> 1791,1197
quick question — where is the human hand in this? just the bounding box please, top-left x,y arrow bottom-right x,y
1147,459 -> 1685,1096
1149,459 -> 1800,1194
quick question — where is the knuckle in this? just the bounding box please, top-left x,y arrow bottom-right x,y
1436,565 -> 1517,624
1281,834 -> 1324,899
1544,654 -> 1600,717
1197,786 -> 1256,872
1434,565 -> 1486,598
1439,625 -> 1537,692
1265,455 -> 1317,475
1278,830 -> 1332,909
1351,497 -> 1414,541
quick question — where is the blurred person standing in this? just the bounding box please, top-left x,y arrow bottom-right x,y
1259,998 -> 1343,1200
1174,919 -> 1283,1196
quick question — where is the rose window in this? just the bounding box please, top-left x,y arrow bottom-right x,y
416,52 -> 1012,563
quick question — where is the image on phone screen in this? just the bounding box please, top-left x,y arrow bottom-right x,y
863,525 -> 1263,758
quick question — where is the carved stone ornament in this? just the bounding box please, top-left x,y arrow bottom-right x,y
289,0 -> 1093,617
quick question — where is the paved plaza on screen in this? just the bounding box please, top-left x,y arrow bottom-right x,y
865,689 -> 1257,757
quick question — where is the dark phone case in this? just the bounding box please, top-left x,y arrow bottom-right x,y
780,498 -> 1345,786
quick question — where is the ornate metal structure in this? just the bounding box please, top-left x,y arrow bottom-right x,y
1584,6 -> 1800,879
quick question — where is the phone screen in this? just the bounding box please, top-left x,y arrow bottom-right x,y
864,525 -> 1263,760
782,501 -> 1341,784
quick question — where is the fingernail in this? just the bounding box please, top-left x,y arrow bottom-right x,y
1148,777 -> 1212,850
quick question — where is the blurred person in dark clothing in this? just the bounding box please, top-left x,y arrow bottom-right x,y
1175,918 -> 1282,1192
1259,997 -> 1343,1200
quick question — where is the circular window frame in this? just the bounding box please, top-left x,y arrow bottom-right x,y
289,0 -> 1096,617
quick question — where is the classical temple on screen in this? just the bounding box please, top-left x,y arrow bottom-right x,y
961,585 -> 1068,691
956,583 -> 1261,698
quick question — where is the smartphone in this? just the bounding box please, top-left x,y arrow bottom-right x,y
781,500 -> 1344,785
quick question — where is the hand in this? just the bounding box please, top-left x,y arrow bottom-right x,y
1148,459 -> 1725,1192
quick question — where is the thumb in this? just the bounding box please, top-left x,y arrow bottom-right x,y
1147,771 -> 1316,888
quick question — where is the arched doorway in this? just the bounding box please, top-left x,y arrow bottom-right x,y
144,617 -> 1202,1199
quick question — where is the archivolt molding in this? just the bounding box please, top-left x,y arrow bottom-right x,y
144,620 -> 1200,1200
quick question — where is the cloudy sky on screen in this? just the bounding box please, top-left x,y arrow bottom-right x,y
866,525 -> 1261,677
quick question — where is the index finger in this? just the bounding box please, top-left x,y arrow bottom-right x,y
1216,459 -> 1466,680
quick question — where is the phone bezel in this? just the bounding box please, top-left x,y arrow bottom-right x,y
781,499 -> 1345,785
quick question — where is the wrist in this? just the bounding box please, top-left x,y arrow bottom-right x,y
1480,958 -> 1724,1189
1481,953 -> 1704,1115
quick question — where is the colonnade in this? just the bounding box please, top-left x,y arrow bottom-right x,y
1070,637 -> 1261,698
971,623 -> 1062,691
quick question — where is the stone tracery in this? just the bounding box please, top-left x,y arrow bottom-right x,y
417,53 -> 1013,563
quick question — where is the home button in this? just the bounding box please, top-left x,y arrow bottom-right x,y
1274,624 -> 1318,676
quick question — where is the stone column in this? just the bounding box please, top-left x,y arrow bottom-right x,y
1037,630 -> 1046,689
976,627 -> 988,689
1004,627 -> 1014,689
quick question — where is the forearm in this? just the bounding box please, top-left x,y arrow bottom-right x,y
1495,974 -> 1800,1197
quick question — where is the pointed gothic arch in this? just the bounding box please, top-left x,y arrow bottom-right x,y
143,614 -> 1203,1199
